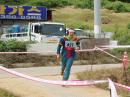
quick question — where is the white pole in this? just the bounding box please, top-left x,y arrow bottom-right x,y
94,0 -> 101,38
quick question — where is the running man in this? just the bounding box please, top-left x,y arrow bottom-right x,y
57,29 -> 80,80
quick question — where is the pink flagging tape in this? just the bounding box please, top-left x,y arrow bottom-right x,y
0,52 -> 53,54
0,48 -> 109,54
0,65 -> 127,97
77,47 -> 108,52
0,45 -> 129,55
95,47 -> 122,61
0,66 -> 107,86
114,83 -> 130,91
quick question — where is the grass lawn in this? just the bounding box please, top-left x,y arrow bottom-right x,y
53,7 -> 130,33
77,68 -> 130,97
0,88 -> 19,97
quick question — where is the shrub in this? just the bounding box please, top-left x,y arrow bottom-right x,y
102,0 -> 113,10
0,40 -> 8,51
0,0 -> 27,5
25,0 -> 50,8
66,22 -> 88,30
102,0 -> 130,12
26,0 -> 70,8
113,1 -> 127,13
118,33 -> 130,45
6,40 -> 27,52
102,16 -> 111,24
0,88 -> 18,97
0,40 -> 27,52
74,0 -> 93,9
58,0 -> 71,7
127,23 -> 130,29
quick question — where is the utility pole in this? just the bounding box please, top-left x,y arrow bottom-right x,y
28,22 -> 32,43
94,0 -> 101,38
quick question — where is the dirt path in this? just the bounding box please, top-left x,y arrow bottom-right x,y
0,64 -> 122,97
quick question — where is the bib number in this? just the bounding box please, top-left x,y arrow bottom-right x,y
65,41 -> 77,48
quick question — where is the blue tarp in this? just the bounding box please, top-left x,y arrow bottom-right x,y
11,25 -> 20,33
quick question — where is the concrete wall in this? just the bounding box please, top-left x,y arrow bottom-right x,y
80,38 -> 95,49
80,38 -> 110,49
95,38 -> 110,46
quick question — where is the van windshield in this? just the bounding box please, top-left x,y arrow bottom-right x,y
34,24 -> 65,36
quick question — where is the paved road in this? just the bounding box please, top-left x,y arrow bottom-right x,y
0,64 -> 122,97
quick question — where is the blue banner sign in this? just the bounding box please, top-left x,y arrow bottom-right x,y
0,5 -> 47,20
